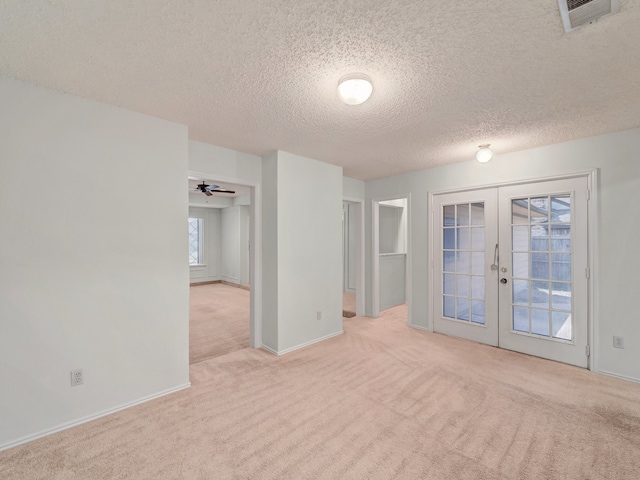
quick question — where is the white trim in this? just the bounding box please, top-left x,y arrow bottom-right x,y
222,275 -> 241,283
598,370 -> 640,385
261,330 -> 344,356
587,170 -> 599,373
343,196 -> 365,317
261,344 -> 278,355
429,170 -> 597,196
188,171 -> 262,349
372,199 -> 380,317
409,323 -> 431,333
406,194 -> 413,325
427,192 -> 435,332
0,383 -> 191,452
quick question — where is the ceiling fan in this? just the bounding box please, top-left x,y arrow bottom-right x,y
194,181 -> 235,196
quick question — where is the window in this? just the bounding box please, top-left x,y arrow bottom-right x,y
188,217 -> 203,265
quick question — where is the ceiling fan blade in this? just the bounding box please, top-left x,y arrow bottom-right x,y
193,181 -> 235,195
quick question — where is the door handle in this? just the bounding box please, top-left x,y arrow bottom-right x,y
500,278 -> 508,284
491,244 -> 499,271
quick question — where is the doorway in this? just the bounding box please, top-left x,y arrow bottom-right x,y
372,195 -> 410,319
430,175 -> 591,368
188,171 -> 262,351
342,197 -> 365,317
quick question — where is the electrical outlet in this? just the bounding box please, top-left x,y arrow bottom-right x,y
613,336 -> 624,349
70,369 -> 83,387
317,311 -> 322,321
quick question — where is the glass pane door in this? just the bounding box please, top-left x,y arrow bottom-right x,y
432,176 -> 590,368
498,177 -> 589,368
433,189 -> 498,347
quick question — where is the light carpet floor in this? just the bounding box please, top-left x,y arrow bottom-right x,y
189,283 -> 250,364
2,305 -> 640,479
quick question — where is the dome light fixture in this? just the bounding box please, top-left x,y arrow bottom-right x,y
337,74 -> 373,105
476,144 -> 493,163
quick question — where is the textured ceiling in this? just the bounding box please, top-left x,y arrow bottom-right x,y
1,1 -> 639,180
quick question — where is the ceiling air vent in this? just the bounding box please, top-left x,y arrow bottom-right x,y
558,0 -> 620,32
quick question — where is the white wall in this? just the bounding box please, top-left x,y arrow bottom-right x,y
221,205 -> 250,285
240,206 -> 250,285
365,128 -> 640,382
189,192 -> 233,208
189,140 -> 262,183
0,75 -> 190,449
233,194 -> 251,206
379,205 -> 406,254
379,254 -> 407,310
343,176 -> 365,200
189,206 -> 222,283
263,151 -> 344,353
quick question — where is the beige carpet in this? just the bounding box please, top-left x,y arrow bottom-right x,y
190,283 -> 250,364
3,305 -> 640,479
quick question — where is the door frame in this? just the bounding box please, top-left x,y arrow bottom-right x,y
189,170 -> 262,349
427,170 -> 598,370
372,194 -> 412,321
343,196 -> 365,316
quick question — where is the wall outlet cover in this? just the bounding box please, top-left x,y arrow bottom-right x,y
71,369 -> 84,386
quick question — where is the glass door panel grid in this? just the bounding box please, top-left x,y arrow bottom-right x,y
511,196 -> 573,340
442,203 -> 485,324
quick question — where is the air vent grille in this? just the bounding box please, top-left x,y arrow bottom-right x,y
570,0 -> 611,27
558,0 -> 620,32
567,0 -> 595,11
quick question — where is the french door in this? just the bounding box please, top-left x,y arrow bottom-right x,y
432,177 -> 589,368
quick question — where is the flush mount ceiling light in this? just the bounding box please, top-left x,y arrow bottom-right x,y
476,144 -> 493,163
337,74 -> 373,105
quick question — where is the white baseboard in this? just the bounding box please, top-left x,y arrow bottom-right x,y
0,383 -> 191,452
409,323 -> 432,333
598,369 -> 640,384
261,330 -> 344,356
261,344 -> 278,355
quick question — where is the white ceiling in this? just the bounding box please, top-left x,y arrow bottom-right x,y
1,1 -> 639,180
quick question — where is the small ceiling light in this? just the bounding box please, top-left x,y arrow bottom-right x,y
476,144 -> 493,163
337,74 -> 373,105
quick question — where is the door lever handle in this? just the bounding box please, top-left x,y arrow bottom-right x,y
491,244 -> 499,271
